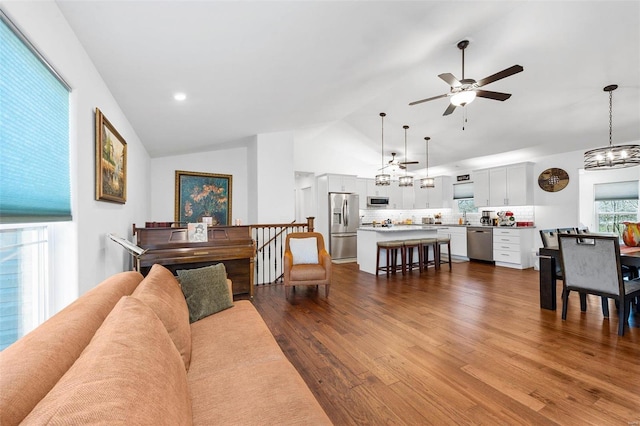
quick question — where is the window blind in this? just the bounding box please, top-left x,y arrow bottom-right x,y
0,11 -> 71,223
594,181 -> 639,201
453,182 -> 474,199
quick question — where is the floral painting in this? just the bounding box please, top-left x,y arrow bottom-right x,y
175,171 -> 232,225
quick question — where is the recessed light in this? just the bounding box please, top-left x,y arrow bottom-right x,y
174,92 -> 186,101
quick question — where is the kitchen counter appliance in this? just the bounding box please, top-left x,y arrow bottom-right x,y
467,227 -> 494,261
480,210 -> 493,226
329,193 -> 359,260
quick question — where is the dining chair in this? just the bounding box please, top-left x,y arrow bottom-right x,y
539,229 -> 559,249
575,226 -> 590,234
558,234 -> 640,336
556,227 -> 575,235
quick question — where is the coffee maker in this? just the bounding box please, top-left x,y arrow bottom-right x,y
480,210 -> 493,226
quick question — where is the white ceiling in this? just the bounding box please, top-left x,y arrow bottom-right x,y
55,1 -> 640,176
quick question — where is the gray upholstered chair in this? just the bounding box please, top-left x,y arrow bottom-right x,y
283,232 -> 331,299
558,234 -> 640,336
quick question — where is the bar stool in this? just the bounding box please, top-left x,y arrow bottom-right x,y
435,235 -> 452,270
376,240 -> 404,277
402,239 -> 423,274
420,238 -> 438,271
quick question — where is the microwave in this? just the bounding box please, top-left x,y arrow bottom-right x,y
367,196 -> 389,207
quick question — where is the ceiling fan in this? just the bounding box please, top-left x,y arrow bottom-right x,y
379,152 -> 419,171
409,40 -> 524,116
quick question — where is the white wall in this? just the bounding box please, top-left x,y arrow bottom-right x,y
150,146 -> 249,224
2,1 -> 151,306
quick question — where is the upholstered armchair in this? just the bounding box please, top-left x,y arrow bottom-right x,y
283,232 -> 331,299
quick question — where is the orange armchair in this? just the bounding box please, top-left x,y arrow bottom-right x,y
283,232 -> 331,299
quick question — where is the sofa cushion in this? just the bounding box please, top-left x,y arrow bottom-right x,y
22,296 -> 192,425
178,263 -> 233,323
132,264 -> 192,370
0,271 -> 144,426
289,236 -> 319,264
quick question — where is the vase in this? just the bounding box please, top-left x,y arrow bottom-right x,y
622,222 -> 640,247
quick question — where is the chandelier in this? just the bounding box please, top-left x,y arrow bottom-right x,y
398,125 -> 413,187
375,113 -> 391,186
420,137 -> 435,188
584,85 -> 640,170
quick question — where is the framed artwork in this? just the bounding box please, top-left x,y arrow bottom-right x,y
175,170 -> 232,225
538,168 -> 569,193
95,108 -> 127,203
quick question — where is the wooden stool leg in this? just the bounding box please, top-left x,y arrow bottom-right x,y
446,241 -> 452,270
376,246 -> 381,276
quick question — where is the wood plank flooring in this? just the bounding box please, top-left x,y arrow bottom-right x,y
252,261 -> 640,425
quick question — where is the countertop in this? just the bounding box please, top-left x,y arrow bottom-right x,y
359,224 -> 536,231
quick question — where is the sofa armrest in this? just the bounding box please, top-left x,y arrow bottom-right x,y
283,252 -> 293,285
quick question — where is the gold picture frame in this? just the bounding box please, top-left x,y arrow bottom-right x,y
95,108 -> 127,203
175,170 -> 232,225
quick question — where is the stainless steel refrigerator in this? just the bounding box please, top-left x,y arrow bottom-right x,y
329,193 -> 359,260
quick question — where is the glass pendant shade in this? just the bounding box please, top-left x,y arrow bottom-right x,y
584,85 -> 640,170
420,177 -> 435,188
450,90 -> 476,106
375,173 -> 391,186
399,175 -> 413,187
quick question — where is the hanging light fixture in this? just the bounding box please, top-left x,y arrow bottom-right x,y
584,85 -> 640,170
420,137 -> 435,188
375,112 -> 391,186
398,125 -> 413,187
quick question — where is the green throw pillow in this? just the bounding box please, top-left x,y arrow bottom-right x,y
177,263 -> 233,323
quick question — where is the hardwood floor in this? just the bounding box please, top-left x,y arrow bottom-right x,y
252,261 -> 640,425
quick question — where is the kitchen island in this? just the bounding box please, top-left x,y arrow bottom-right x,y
357,225 -> 439,275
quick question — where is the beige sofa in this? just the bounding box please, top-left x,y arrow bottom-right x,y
0,264 -> 331,425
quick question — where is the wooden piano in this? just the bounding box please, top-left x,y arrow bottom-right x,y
132,224 -> 255,299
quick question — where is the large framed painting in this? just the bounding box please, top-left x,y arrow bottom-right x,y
95,108 -> 127,203
175,170 -> 232,225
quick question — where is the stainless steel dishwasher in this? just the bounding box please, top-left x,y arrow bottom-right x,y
467,227 -> 494,261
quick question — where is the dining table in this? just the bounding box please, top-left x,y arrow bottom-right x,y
538,243 -> 640,310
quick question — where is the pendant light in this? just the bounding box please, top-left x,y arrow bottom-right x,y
398,125 -> 413,187
420,137 -> 435,188
584,85 -> 640,170
375,113 -> 391,186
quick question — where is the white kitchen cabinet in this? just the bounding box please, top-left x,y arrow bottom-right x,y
475,163 -> 533,207
356,178 -> 368,209
414,176 -> 452,209
366,179 -> 389,198
387,184 -> 403,209
437,226 -> 467,258
473,169 -> 490,207
492,227 -> 534,269
327,174 -> 357,193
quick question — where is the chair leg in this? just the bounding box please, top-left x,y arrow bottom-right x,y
579,293 -> 587,312
325,284 -> 330,297
446,242 -> 452,270
561,289 -> 570,320
285,286 -> 290,299
618,298 -> 630,336
601,297 -> 609,318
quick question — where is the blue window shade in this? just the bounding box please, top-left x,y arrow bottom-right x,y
0,14 -> 71,223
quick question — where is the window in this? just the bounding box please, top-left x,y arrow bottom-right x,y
594,181 -> 639,238
453,183 -> 478,213
0,11 -> 71,348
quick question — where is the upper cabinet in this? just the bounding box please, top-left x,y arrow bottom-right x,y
474,163 -> 533,207
414,176 -> 452,209
326,174 -> 357,193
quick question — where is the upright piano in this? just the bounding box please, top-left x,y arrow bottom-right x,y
132,224 -> 255,298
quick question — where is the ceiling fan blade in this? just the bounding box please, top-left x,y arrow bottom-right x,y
476,90 -> 512,101
439,73 -> 461,88
409,93 -> 448,106
399,161 -> 419,165
443,103 -> 456,116
476,65 -> 523,87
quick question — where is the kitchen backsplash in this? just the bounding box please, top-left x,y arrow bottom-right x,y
360,206 -> 535,226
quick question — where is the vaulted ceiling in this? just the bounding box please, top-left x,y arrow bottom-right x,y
56,1 -> 640,176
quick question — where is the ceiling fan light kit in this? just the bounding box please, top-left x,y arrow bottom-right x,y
375,112 -> 391,186
409,39 -> 523,116
584,85 -> 640,170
